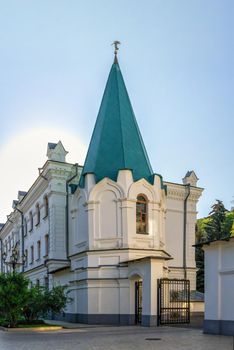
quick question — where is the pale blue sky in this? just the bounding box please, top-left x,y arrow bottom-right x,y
0,0 -> 233,220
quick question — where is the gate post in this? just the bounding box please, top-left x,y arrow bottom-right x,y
141,259 -> 164,327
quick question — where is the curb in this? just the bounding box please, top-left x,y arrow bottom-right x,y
0,326 -> 63,332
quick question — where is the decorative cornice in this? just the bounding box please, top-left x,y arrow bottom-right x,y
166,185 -> 203,202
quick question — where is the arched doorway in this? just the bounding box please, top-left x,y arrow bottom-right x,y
128,270 -> 143,325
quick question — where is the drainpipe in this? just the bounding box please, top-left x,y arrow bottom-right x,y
183,184 -> 190,280
15,207 -> 24,273
38,168 -> 51,285
66,164 -> 79,258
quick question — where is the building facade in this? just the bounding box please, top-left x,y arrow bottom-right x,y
0,57 -> 203,326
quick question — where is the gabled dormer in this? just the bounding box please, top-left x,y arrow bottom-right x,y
46,141 -> 68,162
18,191 -> 27,202
183,170 -> 199,187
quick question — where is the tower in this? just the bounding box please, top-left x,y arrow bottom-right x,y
67,50 -> 169,326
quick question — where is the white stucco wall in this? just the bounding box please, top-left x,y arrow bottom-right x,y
164,182 -> 202,290
204,239 -> 234,322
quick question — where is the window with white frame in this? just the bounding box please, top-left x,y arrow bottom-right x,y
29,211 -> 33,232
36,204 -> 40,226
37,240 -> 41,260
24,218 -> 27,236
136,194 -> 148,234
45,234 -> 49,257
30,245 -> 34,264
43,196 -> 49,218
24,249 -> 28,267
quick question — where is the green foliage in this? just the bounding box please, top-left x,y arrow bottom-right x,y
0,272 -> 72,327
195,244 -> 204,293
23,285 -> 48,322
206,200 -> 228,241
23,284 -> 72,322
44,285 -> 72,315
170,290 -> 180,302
195,201 -> 234,293
0,273 -> 29,327
222,211 -> 234,238
196,217 -> 210,243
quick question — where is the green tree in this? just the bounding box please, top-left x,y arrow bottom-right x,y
222,210 -> 234,238
195,201 -> 234,293
206,200 -> 227,241
195,221 -> 206,293
0,273 -> 29,327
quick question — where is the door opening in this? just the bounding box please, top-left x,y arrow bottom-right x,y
135,281 -> 142,324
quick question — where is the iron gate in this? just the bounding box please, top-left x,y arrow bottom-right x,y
157,278 -> 190,325
135,281 -> 142,324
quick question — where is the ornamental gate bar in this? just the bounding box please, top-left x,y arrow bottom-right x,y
157,278 -> 190,325
135,281 -> 142,324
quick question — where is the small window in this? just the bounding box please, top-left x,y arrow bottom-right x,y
36,204 -> 40,226
36,279 -> 40,287
43,196 -> 49,218
24,218 -> 27,236
29,212 -> 33,232
136,194 -> 148,234
45,234 -> 49,257
24,249 -> 28,267
44,276 -> 49,290
30,245 -> 34,264
37,240 -> 41,260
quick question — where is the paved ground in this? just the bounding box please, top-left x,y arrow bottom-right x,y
0,325 -> 233,350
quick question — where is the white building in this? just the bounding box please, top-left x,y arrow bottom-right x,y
203,237 -> 234,335
0,56 -> 203,326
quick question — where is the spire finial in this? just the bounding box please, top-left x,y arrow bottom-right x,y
112,40 -> 121,63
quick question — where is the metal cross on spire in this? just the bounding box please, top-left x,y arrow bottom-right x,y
112,41 -> 121,63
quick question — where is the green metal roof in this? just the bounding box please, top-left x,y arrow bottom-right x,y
80,61 -> 154,187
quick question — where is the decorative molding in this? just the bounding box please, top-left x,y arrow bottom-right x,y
219,269 -> 234,275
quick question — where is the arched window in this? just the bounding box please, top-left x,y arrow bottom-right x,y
29,211 -> 33,232
36,204 -> 40,225
43,196 -> 49,218
136,194 -> 148,234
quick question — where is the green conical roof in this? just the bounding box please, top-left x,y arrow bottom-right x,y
80,61 -> 154,187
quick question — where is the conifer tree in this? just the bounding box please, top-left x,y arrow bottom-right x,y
205,200 -> 227,241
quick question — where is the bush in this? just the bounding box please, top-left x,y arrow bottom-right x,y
0,273 -> 29,327
23,285 -> 48,322
23,284 -> 72,322
0,272 -> 72,327
45,285 -> 72,315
